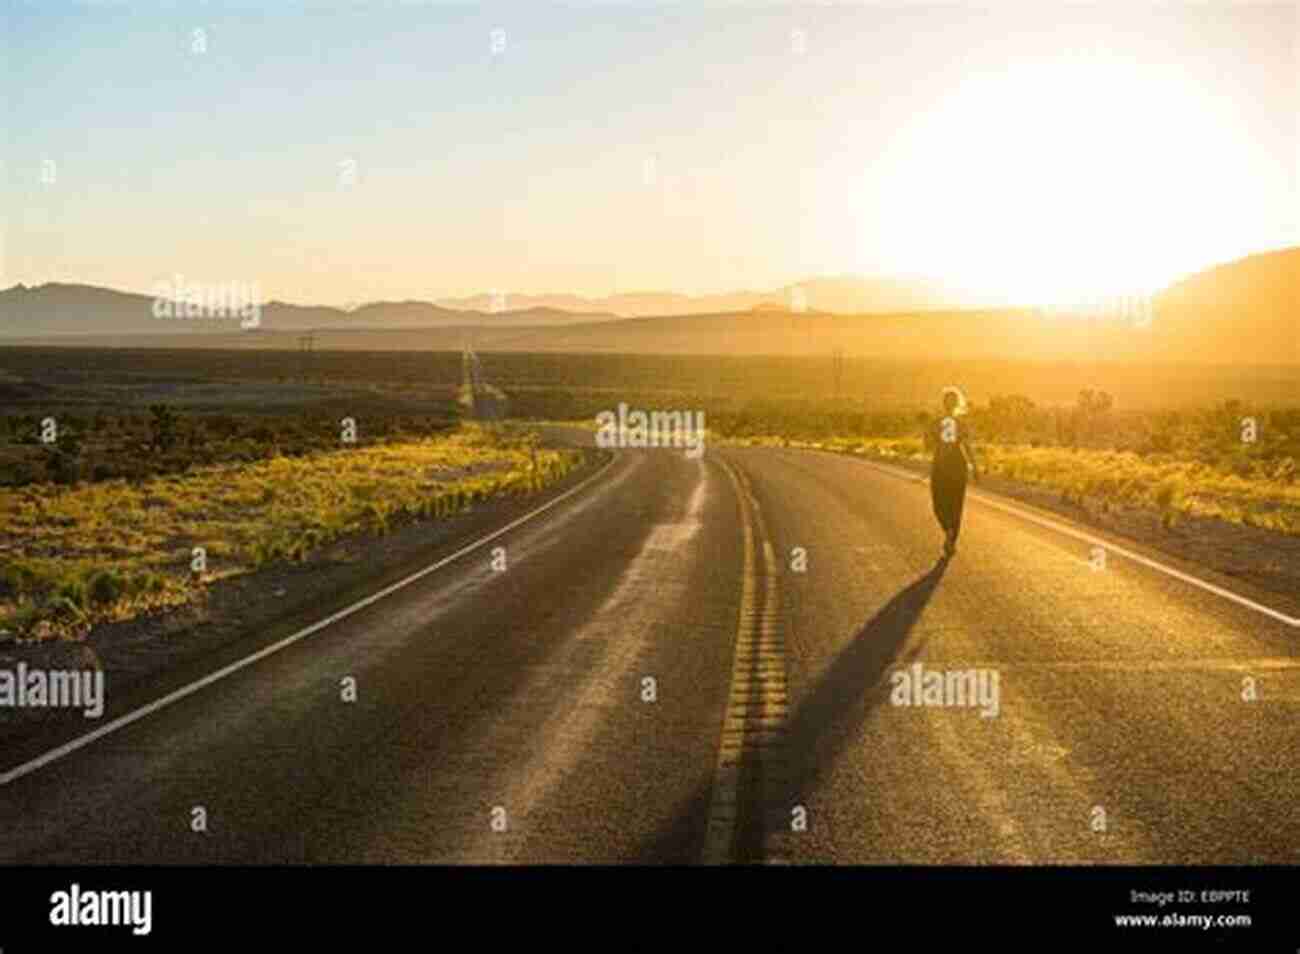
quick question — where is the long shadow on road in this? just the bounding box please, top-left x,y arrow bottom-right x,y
783,555 -> 949,804
638,555 -> 949,863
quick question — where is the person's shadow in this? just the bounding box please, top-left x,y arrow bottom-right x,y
784,555 -> 949,798
634,555 -> 950,862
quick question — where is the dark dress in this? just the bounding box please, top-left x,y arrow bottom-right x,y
930,416 -> 969,540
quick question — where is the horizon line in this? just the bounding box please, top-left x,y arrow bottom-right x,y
5,240 -> 1295,314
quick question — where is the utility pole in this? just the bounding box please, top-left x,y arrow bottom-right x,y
299,332 -> 315,383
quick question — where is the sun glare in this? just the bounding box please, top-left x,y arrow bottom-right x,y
867,56 -> 1255,308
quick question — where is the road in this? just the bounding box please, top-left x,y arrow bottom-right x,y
1,444 -> 1297,864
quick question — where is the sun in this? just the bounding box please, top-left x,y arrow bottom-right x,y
864,56 -> 1253,307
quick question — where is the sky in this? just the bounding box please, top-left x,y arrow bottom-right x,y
3,1 -> 1299,307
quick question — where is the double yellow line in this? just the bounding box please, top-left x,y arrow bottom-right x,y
702,456 -> 790,864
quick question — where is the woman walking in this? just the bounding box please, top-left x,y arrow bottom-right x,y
927,386 -> 979,557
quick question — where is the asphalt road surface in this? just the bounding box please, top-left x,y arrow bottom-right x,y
2,445 -> 1297,864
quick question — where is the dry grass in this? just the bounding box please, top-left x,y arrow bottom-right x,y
725,434 -> 1300,535
0,424 -> 581,640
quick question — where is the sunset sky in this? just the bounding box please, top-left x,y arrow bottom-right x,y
4,1 -> 1299,307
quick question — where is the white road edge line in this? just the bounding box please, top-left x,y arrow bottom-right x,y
825,451 -> 1300,629
0,453 -> 616,788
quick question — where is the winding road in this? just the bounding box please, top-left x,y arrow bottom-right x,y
2,441 -> 1297,864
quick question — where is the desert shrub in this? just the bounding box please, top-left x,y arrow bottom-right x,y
148,404 -> 179,451
54,575 -> 89,611
88,569 -> 125,605
46,451 -> 81,485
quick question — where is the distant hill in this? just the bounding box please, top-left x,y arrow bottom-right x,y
0,283 -> 616,337
434,252 -> 1297,363
1146,247 -> 1300,365
0,273 -> 973,338
1159,247 -> 1300,309
2,250 -> 1296,365
435,275 -> 970,317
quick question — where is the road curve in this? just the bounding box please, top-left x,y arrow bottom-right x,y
1,444 -> 1296,864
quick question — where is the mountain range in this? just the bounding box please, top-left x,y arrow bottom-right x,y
431,275 -> 975,317
0,275 -> 967,338
1,250 -> 1296,365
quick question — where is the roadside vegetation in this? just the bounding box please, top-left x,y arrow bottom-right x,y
0,404 -> 459,488
729,433 -> 1300,535
713,396 -> 1300,536
515,388 -> 1300,536
3,347 -> 1296,643
0,423 -> 581,642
